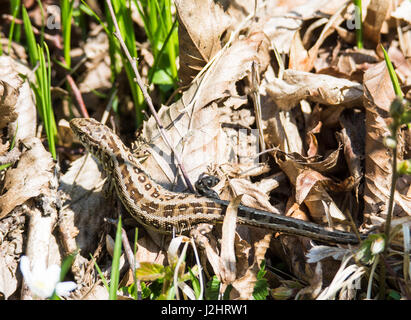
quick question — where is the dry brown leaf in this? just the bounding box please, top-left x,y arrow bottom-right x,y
141,32 -> 269,191
274,148 -> 354,224
175,0 -> 231,85
263,106 -> 304,154
363,0 -> 392,46
305,104 -> 322,157
296,262 -> 323,299
0,56 -> 36,142
0,138 -> 54,219
388,45 -> 411,86
262,0 -> 347,56
391,0 -> 411,24
0,213 -> 25,299
59,155 -> 110,256
363,61 -> 411,226
265,70 -> 363,111
263,15 -> 302,55
0,80 -> 18,130
226,178 -> 281,214
135,234 -> 166,266
289,30 -> 309,71
338,109 -> 365,197
220,196 -> 241,284
229,262 -> 259,300
314,47 -> 378,82
230,230 -> 271,300
78,32 -> 112,93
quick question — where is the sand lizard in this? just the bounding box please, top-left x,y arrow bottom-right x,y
70,118 -> 363,244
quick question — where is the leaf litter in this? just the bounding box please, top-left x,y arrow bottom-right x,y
0,0 -> 410,300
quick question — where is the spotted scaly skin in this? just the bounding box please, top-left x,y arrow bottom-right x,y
70,118 -> 362,244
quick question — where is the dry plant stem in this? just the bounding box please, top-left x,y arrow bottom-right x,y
379,143 -> 398,299
105,0 -> 194,192
120,224 -> 142,300
367,255 -> 379,299
190,238 -> 204,300
251,62 -> 266,157
65,72 -> 90,118
173,241 -> 189,300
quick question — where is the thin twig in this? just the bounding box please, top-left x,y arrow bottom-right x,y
105,0 -> 194,192
64,69 -> 90,118
379,132 -> 399,299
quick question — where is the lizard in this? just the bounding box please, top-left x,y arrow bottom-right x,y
69,117 -> 364,245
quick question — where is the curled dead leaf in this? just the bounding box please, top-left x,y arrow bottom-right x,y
265,70 -> 363,110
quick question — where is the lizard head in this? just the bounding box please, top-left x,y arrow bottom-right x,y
70,118 -> 125,171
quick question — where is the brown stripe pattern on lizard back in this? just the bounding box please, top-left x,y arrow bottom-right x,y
70,118 -> 363,244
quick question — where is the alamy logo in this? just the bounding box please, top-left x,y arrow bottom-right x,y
346,5 -> 362,30
46,5 -> 61,30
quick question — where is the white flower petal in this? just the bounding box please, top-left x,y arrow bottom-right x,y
47,264 -> 62,285
19,256 -> 64,299
30,280 -> 55,299
55,281 -> 77,297
19,256 -> 32,284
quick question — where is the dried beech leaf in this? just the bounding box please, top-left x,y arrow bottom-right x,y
0,138 -> 54,219
0,254 -> 18,299
190,230 -> 224,281
296,262 -> 323,299
391,0 -> 411,24
264,107 -> 303,154
363,0 -> 391,45
262,0 -> 345,55
387,46 -> 411,86
228,178 -> 281,214
59,155 -> 110,257
220,196 -> 241,284
78,32 -> 112,93
274,149 -> 352,224
175,0 -> 231,85
265,70 -> 363,110
289,30 -> 309,71
363,61 -> 411,223
338,109 -> 365,194
232,233 -> 251,279
135,235 -> 166,266
0,80 -> 18,130
230,262 -> 259,300
0,56 -> 36,141
141,32 -> 269,190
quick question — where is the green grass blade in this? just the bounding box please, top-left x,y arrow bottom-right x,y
109,216 -> 123,300
109,0 -> 145,124
353,0 -> 363,49
22,6 -> 39,65
91,254 -> 110,291
148,17 -> 178,84
381,45 -> 403,98
8,0 -> 21,54
61,0 -> 75,68
36,0 -> 45,46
